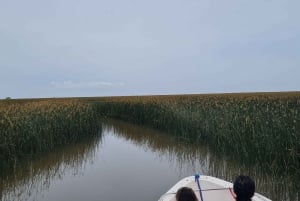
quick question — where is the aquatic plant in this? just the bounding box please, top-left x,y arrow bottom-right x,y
0,99 -> 100,173
91,92 -> 300,174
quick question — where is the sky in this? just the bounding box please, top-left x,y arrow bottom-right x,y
1,0 -> 299,98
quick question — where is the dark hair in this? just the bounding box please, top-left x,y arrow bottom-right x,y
176,187 -> 198,201
233,175 -> 255,201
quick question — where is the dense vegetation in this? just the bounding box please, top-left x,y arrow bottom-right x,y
0,99 -> 100,173
90,92 -> 300,174
1,92 -> 299,176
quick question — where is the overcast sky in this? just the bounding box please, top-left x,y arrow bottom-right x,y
1,0 -> 299,98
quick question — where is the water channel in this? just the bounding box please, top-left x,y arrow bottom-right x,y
0,119 -> 299,201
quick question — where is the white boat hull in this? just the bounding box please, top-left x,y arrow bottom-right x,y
158,175 -> 271,201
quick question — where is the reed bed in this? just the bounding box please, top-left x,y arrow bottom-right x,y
0,99 -> 100,173
90,92 -> 300,174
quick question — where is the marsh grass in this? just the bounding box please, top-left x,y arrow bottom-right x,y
0,99 -> 100,173
91,92 -> 300,174
1,92 -> 299,176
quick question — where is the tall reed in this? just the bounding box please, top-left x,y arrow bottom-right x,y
91,92 -> 300,174
0,99 -> 100,173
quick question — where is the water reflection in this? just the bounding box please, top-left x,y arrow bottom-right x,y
1,119 -> 299,201
102,119 -> 299,201
0,133 -> 102,201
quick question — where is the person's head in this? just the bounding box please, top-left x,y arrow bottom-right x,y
176,187 -> 198,201
233,175 -> 255,201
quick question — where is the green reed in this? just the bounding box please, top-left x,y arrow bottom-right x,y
91,92 -> 300,174
0,99 -> 100,173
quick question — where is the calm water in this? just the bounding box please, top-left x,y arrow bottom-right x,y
0,119 -> 299,201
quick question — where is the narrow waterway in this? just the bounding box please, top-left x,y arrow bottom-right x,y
0,119 -> 298,201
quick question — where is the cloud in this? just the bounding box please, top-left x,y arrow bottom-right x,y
50,81 -> 125,89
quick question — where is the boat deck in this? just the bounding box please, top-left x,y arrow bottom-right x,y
158,176 -> 271,201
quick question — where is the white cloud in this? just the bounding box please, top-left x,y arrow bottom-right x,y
50,81 -> 125,89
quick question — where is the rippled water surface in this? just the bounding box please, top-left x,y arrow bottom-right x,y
1,119 -> 299,201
